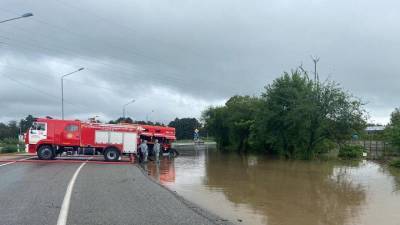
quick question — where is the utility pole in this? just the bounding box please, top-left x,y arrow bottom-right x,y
311,55 -> 320,83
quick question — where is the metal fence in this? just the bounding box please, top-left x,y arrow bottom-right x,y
349,140 -> 398,159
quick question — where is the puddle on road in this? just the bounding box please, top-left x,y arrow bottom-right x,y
146,145 -> 400,225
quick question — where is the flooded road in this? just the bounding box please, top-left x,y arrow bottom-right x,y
146,145 -> 400,225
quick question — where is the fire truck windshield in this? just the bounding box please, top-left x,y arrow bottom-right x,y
31,122 -> 46,131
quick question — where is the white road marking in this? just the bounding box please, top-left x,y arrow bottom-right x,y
57,162 -> 87,225
0,156 -> 36,167
0,161 -> 16,167
19,156 -> 36,161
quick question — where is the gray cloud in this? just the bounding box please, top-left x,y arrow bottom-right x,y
0,0 -> 399,124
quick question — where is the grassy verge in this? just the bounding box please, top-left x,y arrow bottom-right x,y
174,138 -> 215,144
0,145 -> 19,154
390,159 -> 400,168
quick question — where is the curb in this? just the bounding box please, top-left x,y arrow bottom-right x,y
135,163 -> 233,225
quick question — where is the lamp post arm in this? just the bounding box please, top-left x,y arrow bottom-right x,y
0,17 -> 23,23
0,13 -> 33,24
60,68 -> 84,120
122,100 -> 135,119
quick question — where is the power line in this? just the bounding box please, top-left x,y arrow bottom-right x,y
0,7 -> 176,70
0,74 -> 90,111
4,65 -> 117,92
53,0 -> 206,60
0,6 -> 231,88
1,34 -> 230,92
0,6 -> 239,92
0,31 -> 213,89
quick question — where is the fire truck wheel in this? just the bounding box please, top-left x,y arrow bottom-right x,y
104,148 -> 120,162
37,145 -> 54,160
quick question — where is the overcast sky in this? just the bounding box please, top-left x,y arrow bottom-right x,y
0,0 -> 399,124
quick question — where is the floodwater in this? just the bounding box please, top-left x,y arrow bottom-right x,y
146,144 -> 400,225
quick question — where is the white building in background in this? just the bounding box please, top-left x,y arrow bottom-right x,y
365,125 -> 385,134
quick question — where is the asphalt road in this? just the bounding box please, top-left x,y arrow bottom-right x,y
0,156 -> 230,225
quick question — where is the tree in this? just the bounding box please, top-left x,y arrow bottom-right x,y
203,107 -> 229,148
109,117 -> 164,126
251,70 -> 366,159
168,118 -> 201,140
109,117 -> 133,124
203,69 -> 366,159
19,115 -> 35,133
203,95 -> 260,151
224,96 -> 260,151
384,108 -> 400,152
0,121 -> 19,140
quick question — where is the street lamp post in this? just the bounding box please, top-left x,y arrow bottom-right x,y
0,13 -> 33,24
122,99 -> 135,119
61,67 -> 84,120
146,110 -> 154,123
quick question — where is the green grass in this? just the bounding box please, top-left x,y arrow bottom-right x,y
0,145 -> 19,153
390,159 -> 400,168
174,138 -> 216,144
0,138 -> 20,145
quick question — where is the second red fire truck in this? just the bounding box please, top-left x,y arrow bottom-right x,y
24,118 -> 176,161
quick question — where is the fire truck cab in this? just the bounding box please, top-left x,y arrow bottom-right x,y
138,125 -> 176,155
25,118 -> 139,161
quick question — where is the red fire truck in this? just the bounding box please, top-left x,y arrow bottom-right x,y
25,118 -> 140,161
138,124 -> 176,154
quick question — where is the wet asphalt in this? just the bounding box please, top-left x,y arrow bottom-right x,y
0,157 -> 230,225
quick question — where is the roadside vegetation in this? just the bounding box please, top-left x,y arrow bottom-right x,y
385,109 -> 400,167
0,145 -> 18,153
390,160 -> 400,168
109,117 -> 165,126
338,145 -> 364,159
384,109 -> 400,156
168,118 -> 203,140
0,138 -> 21,154
203,69 -> 367,159
0,115 -> 34,154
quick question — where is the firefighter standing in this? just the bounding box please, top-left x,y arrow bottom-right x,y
140,140 -> 149,163
153,139 -> 161,163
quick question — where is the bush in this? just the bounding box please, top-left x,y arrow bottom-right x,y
339,145 -> 364,159
390,159 -> 400,168
0,145 -> 18,153
315,139 -> 337,155
1,138 -> 19,145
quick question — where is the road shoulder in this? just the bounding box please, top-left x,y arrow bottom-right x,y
136,164 -> 233,225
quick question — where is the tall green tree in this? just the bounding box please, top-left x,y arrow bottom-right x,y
203,95 -> 260,151
168,118 -> 201,140
203,106 -> 230,148
251,70 -> 366,159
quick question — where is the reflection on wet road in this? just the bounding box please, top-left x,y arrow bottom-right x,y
147,144 -> 400,225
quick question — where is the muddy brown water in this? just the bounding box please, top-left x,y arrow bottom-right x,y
145,145 -> 400,225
